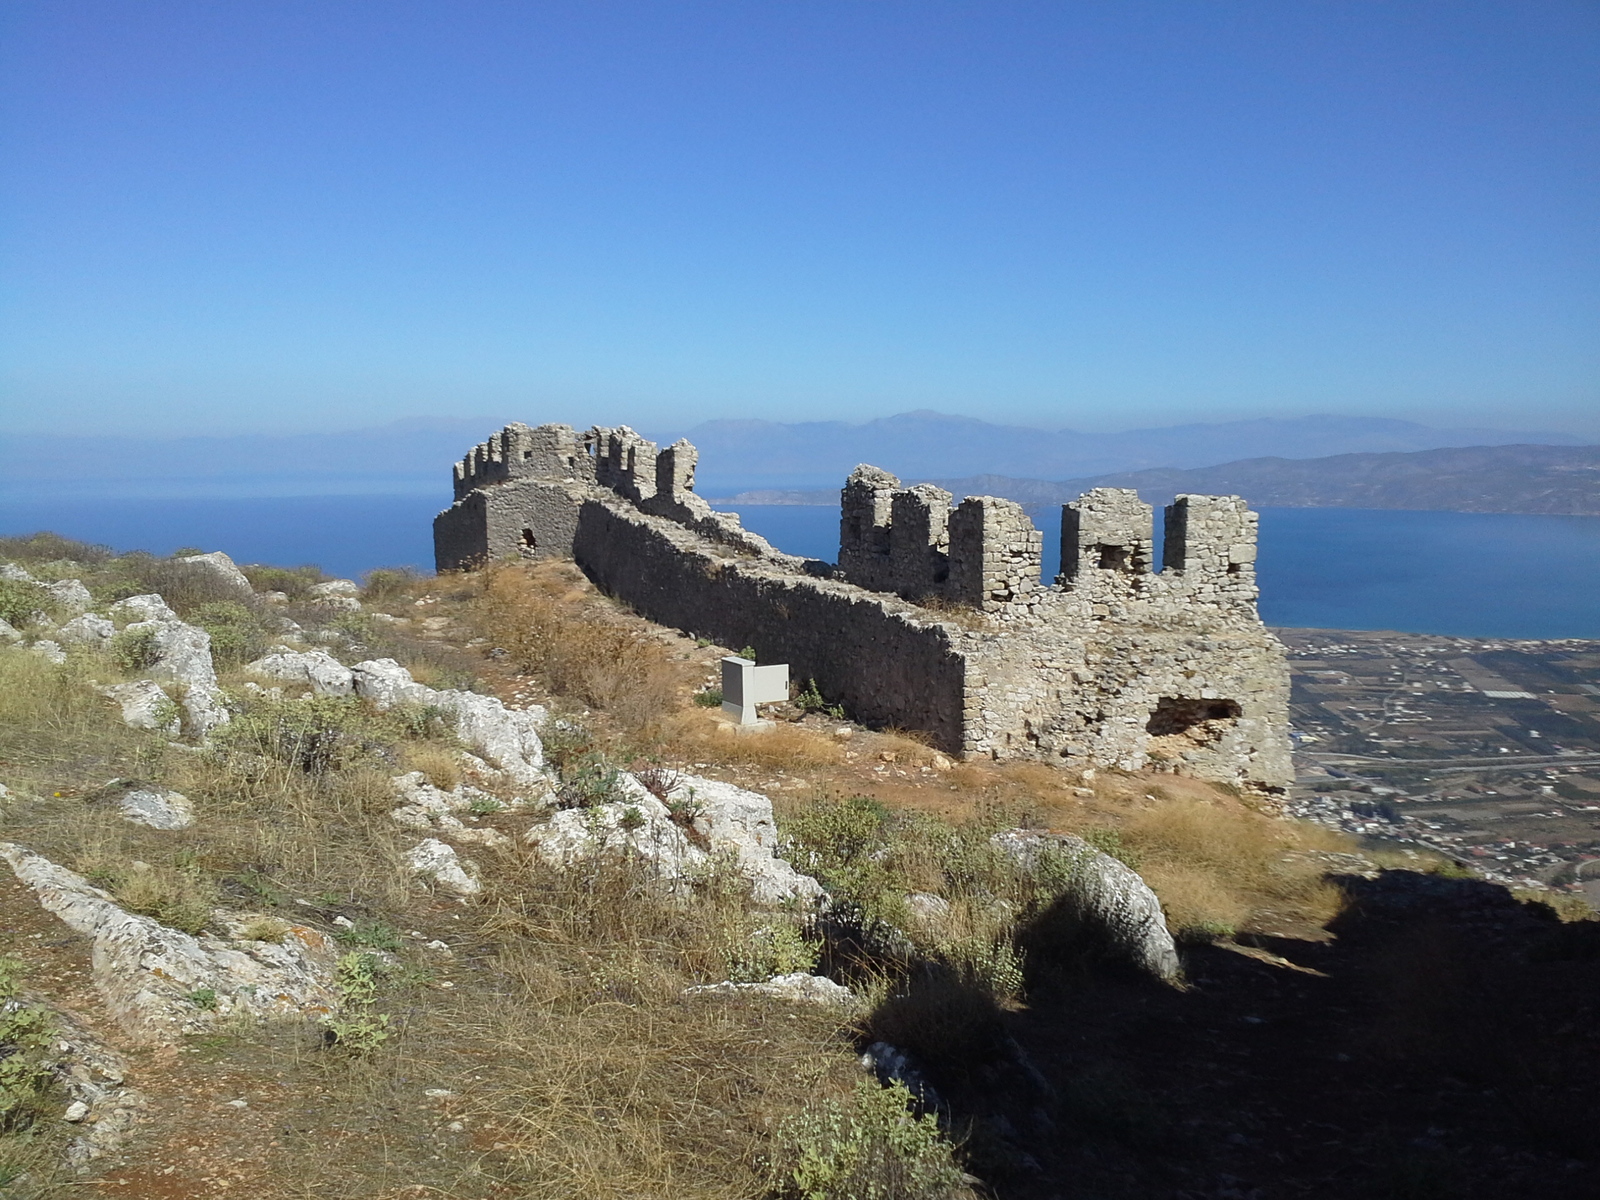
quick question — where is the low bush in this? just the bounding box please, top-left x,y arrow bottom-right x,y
188,601 -> 274,669
239,563 -> 325,600
108,624 -> 161,672
0,956 -> 56,1132
0,579 -> 51,628
767,1078 -> 974,1200
0,532 -> 112,564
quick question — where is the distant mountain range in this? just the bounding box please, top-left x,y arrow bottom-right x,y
710,443 -> 1600,517
0,411 -> 1589,507
674,411 -> 1585,493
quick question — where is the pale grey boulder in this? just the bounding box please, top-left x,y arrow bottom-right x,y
671,775 -> 825,904
59,612 -> 115,647
245,648 -> 355,696
308,579 -> 362,611
174,550 -> 253,595
29,639 -> 67,664
44,579 -> 93,616
685,973 -> 856,1006
404,837 -> 481,896
98,681 -> 181,735
351,659 -> 548,791
0,563 -> 34,582
107,595 -> 230,736
114,787 -> 195,831
109,594 -> 177,623
0,842 -> 340,1043
527,781 -> 705,881
0,617 -> 22,643
389,771 -> 510,847
991,829 -> 1180,981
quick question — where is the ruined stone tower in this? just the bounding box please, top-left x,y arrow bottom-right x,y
435,422 -> 1293,790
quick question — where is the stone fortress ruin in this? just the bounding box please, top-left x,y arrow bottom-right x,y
435,423 -> 1293,791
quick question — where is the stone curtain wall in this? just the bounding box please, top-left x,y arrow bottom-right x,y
434,422 -> 1294,789
572,499 -> 968,746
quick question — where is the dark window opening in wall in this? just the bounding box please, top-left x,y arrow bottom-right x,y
1227,562 -> 1241,575
520,529 -> 538,551
1097,544 -> 1130,571
523,450 -> 533,459
1146,697 -> 1242,739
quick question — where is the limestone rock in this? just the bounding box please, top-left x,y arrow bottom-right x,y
48,1008 -> 147,1167
98,680 -> 181,735
351,659 -> 548,791
108,595 -> 230,736
245,648 -> 355,696
526,783 -> 705,883
0,563 -> 35,582
58,612 -> 115,647
389,771 -> 511,847
404,837 -> 480,895
175,550 -> 253,595
526,773 -> 823,905
113,786 -> 195,830
991,828 -> 1180,981
109,594 -> 177,623
0,842 -> 339,1043
43,579 -> 93,616
671,774 -> 825,904
0,617 -> 22,643
685,972 -> 856,1005
308,579 -> 362,610
309,578 -> 360,598
29,639 -> 66,664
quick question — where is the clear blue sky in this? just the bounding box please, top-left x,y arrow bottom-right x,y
2,1 -> 1596,437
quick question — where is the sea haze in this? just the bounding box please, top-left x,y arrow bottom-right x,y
1,496 -> 1595,640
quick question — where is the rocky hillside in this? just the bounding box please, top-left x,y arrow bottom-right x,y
0,533 -> 1596,1199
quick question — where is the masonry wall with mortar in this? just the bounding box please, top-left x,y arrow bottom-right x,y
435,422 -> 1293,788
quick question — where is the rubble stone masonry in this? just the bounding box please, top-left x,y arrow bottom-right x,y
435,423 -> 1292,789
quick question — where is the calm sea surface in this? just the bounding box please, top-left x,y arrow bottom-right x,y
0,495 -> 1595,639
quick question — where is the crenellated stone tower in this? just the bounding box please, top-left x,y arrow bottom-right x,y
435,424 -> 1293,791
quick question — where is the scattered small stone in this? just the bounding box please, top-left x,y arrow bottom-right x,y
63,1101 -> 90,1123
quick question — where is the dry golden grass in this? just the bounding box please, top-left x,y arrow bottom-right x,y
399,741 -> 463,790
648,709 -> 846,771
470,562 -> 689,731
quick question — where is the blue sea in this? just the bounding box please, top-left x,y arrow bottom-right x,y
0,494 -> 1596,640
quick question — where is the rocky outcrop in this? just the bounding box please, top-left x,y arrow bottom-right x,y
97,680 -> 181,736
108,594 -> 230,736
991,829 -> 1180,981
59,612 -> 115,647
526,773 -> 824,905
43,579 -> 93,616
111,785 -> 195,831
404,838 -> 480,896
0,843 -> 339,1043
174,550 -> 253,595
389,771 -> 511,847
685,972 -> 856,1005
351,659 -> 549,793
245,647 -> 356,696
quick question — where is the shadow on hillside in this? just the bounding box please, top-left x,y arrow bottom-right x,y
857,871 -> 1600,1200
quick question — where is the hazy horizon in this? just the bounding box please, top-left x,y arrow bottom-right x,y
3,3 -> 1596,439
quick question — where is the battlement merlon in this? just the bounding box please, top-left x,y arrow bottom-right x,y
1163,494 -> 1260,603
452,423 -> 593,501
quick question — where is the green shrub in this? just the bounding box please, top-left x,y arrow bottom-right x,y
1081,827 -> 1142,870
361,567 -> 420,605
188,601 -> 272,669
109,624 -> 161,672
0,956 -> 57,1131
239,563 -> 325,600
723,920 -> 822,982
0,579 -> 50,628
187,987 -> 219,1011
557,750 -> 624,808
215,695 -> 388,778
694,688 -> 724,708
0,533 -> 112,563
324,952 -> 394,1054
795,679 -> 845,719
767,1078 -> 971,1200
